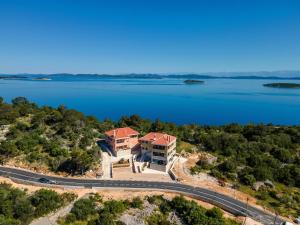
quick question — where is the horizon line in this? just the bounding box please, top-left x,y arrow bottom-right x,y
2,69 -> 300,76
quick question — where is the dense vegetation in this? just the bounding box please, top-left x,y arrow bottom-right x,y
110,115 -> 300,216
59,193 -> 144,225
146,195 -> 238,225
0,97 -> 101,174
59,194 -> 237,225
0,183 -> 76,225
170,196 -> 238,225
263,82 -> 300,88
114,115 -> 300,188
185,123 -> 300,216
3,97 -> 299,185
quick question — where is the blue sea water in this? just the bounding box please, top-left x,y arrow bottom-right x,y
0,77 -> 300,125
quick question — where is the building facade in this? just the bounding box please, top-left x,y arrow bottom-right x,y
104,127 -> 139,157
139,132 -> 176,172
104,127 -> 177,172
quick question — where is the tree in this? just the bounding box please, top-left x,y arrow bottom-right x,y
12,97 -> 29,106
218,160 -> 237,173
13,199 -> 34,224
146,212 -> 173,225
96,212 -> 116,225
15,136 -> 38,153
89,193 -> 103,203
206,207 -> 224,220
0,215 -> 21,225
151,119 -> 165,132
64,213 -> 76,224
11,97 -> 37,116
170,195 -> 228,225
239,174 -> 256,186
159,200 -> 172,214
70,148 -> 94,174
30,189 -> 63,217
223,123 -> 243,133
272,148 -> 292,163
103,200 -> 127,215
71,198 -> 97,220
0,104 -> 19,125
130,197 -> 143,209
277,166 -> 294,186
58,148 -> 95,174
0,184 -> 71,225
45,110 -> 63,125
0,141 -> 19,157
253,166 -> 273,181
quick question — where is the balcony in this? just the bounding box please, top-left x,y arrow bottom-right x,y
116,145 -> 129,151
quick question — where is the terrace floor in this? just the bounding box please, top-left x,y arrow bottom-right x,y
112,166 -> 172,182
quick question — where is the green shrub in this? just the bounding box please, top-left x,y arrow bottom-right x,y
0,183 -> 72,225
103,200 -> 128,215
30,189 -> 63,217
146,212 -> 173,225
71,198 -> 97,220
130,197 -> 143,209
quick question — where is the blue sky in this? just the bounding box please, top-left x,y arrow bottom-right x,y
1,0 -> 300,74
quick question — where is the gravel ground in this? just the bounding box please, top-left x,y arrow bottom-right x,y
0,125 -> 10,141
119,200 -> 184,225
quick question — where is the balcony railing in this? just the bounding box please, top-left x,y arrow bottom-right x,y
116,145 -> 130,150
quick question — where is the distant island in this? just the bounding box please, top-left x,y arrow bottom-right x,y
32,77 -> 52,81
0,75 -> 27,79
184,79 -> 204,84
263,83 -> 300,89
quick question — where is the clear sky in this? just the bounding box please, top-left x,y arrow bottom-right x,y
1,0 -> 300,74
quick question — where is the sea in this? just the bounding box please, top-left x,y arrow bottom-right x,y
1,76 -> 300,125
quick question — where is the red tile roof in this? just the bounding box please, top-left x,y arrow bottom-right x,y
139,132 -> 176,146
105,127 -> 139,139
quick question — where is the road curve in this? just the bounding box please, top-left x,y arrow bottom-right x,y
0,166 -> 283,225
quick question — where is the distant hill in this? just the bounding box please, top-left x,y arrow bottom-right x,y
1,71 -> 300,80
205,70 -> 300,78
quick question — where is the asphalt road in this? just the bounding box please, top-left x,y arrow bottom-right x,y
0,166 -> 284,225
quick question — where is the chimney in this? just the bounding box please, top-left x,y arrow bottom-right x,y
113,130 -> 116,137
153,133 -> 156,140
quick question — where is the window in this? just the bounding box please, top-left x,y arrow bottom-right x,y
153,152 -> 164,157
116,139 -> 125,143
153,145 -> 165,150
